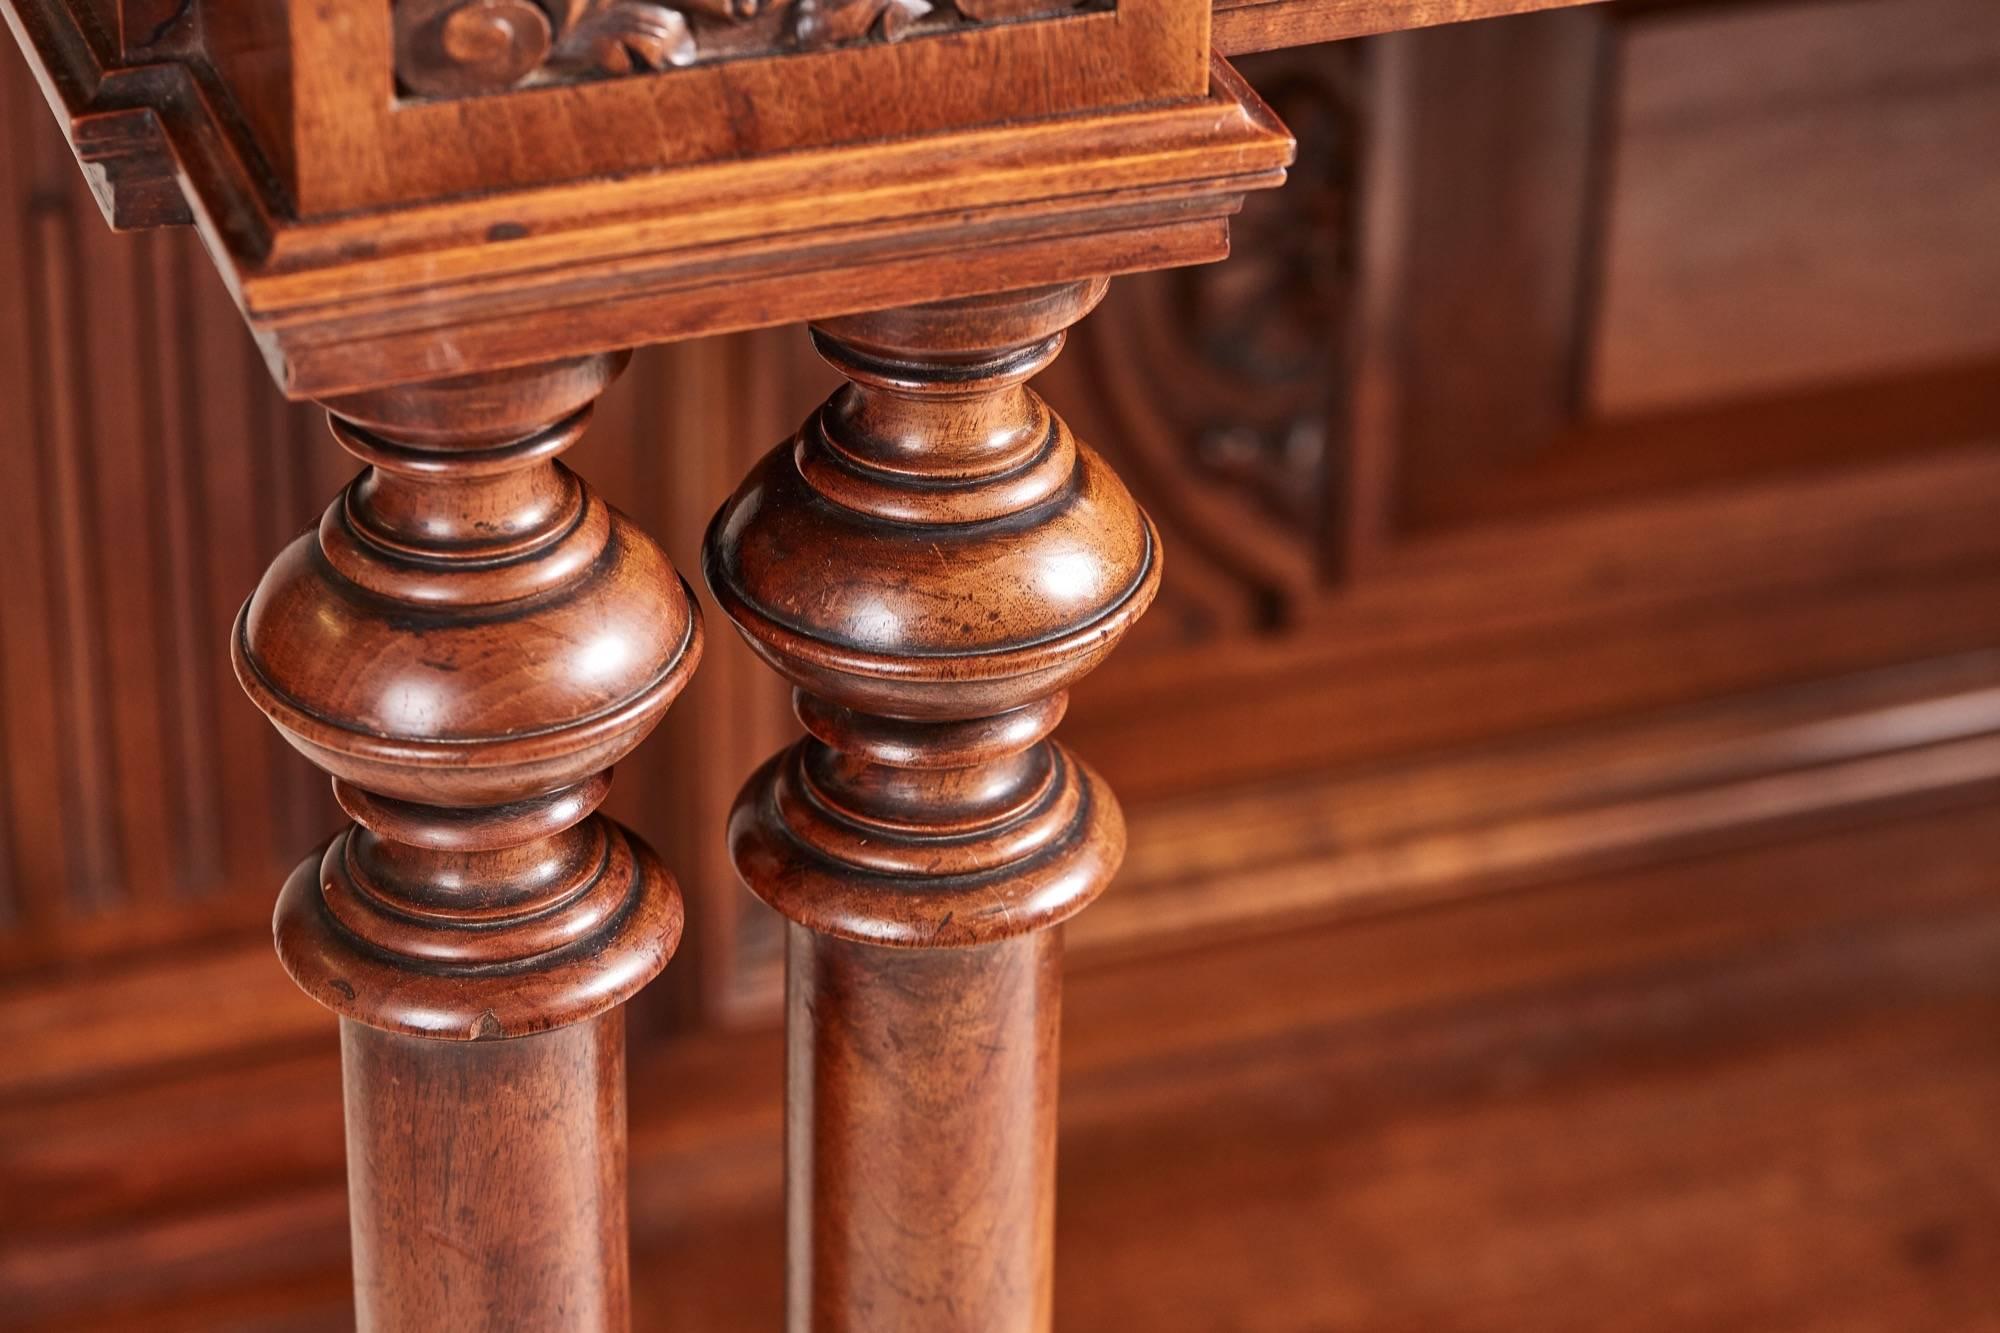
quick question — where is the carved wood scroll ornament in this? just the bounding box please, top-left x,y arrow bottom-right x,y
394,0 -> 1095,98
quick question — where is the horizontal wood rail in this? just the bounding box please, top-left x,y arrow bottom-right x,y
1213,0 -> 1604,55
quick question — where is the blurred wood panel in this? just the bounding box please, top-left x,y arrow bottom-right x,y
1086,651 -> 2000,954
1590,0 -> 2000,413
0,63 -> 321,944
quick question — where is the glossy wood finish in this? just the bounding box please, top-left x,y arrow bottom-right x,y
9,0 -> 2000,1328
238,0 -> 1209,216
788,931 -> 1061,1331
707,279 -> 1157,1329
233,353 -> 702,1326
3,0 -> 1289,395
342,1014 -> 629,1332
0,0 -> 1289,1319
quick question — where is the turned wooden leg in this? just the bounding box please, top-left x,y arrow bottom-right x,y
705,279 -> 1156,1332
233,353 -> 702,1331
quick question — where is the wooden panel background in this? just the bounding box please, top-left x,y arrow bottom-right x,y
6,2 -> 2000,1326
0,64 -> 330,960
9,0 -> 2000,1010
1589,0 -> 2000,413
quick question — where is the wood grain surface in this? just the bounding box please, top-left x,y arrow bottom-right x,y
707,282 -> 1158,1329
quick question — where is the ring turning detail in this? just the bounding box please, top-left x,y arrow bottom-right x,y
705,278 -> 1159,1332
231,352 -> 701,1331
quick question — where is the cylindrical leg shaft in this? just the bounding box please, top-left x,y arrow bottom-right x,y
789,930 -> 1061,1332
343,1013 -> 630,1332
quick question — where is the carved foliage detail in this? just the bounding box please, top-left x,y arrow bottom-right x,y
554,1 -> 699,72
394,0 -> 1093,98
1063,45 -> 1364,626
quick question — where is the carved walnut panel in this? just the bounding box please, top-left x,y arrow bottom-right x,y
393,0 -> 1113,97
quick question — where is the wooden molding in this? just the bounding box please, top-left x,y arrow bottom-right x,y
1214,0 -> 1605,56
1090,651 -> 2000,955
7,0 -> 1289,395
12,642 -> 1996,1099
236,62 -> 1290,396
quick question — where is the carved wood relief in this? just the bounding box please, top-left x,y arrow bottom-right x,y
393,0 -> 1109,98
1046,45 -> 1363,644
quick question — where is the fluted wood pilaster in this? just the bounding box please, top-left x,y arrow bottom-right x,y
705,279 -> 1157,1333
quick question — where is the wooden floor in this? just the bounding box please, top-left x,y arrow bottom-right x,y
8,792 -> 2000,1331
645,805 -> 2000,1333
1044,924 -> 2000,1333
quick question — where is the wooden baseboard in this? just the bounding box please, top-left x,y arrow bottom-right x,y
1091,649 -> 2000,954
721,647 -> 2000,1015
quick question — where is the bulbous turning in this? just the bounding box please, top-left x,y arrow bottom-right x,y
704,281 -> 1157,947
234,354 -> 696,1035
235,356 -> 702,807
